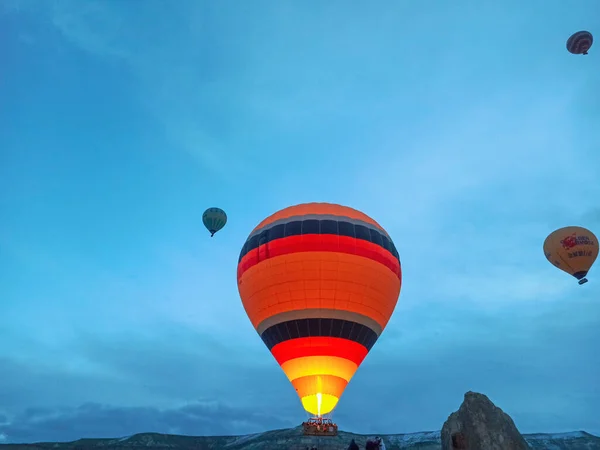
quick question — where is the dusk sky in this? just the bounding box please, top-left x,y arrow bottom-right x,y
1,0 -> 599,444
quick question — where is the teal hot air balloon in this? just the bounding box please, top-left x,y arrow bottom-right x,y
202,208 -> 227,237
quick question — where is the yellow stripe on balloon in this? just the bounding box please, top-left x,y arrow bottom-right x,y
280,355 -> 358,382
301,393 -> 339,416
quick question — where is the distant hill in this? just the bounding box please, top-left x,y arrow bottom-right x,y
1,427 -> 599,450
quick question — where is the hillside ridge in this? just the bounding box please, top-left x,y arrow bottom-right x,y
1,426 -> 599,450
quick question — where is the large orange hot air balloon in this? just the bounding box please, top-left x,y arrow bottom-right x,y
543,226 -> 598,285
237,203 -> 402,417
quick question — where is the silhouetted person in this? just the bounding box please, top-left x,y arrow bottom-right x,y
347,439 -> 359,450
365,440 -> 378,450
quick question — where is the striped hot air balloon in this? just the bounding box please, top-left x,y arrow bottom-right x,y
237,203 -> 402,417
202,207 -> 227,237
566,30 -> 593,55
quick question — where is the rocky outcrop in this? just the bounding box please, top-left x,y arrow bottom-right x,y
441,391 -> 529,450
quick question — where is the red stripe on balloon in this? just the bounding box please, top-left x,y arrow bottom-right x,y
270,337 -> 369,367
237,234 -> 401,280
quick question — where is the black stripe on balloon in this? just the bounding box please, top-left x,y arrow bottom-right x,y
260,318 -> 379,351
238,219 -> 400,263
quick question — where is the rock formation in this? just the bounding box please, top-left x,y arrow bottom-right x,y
441,391 -> 529,450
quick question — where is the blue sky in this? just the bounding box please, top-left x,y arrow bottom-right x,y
1,0 -> 599,444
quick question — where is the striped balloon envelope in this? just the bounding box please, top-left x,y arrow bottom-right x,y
237,203 -> 402,416
566,30 -> 593,55
202,207 -> 227,237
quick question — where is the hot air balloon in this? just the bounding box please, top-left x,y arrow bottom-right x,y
543,226 -> 598,285
237,203 -> 402,431
202,207 -> 227,237
566,30 -> 593,55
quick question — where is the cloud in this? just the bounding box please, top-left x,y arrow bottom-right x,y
338,298 -> 600,436
0,319 -> 291,411
2,0 -> 244,178
0,325 -> 301,443
71,326 -> 286,407
1,293 -> 598,442
0,402 -> 293,444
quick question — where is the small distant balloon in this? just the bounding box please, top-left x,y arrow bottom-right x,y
202,208 -> 227,237
543,226 -> 598,285
566,31 -> 593,55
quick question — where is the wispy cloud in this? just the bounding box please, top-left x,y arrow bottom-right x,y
0,402 -> 293,443
3,0 -> 246,178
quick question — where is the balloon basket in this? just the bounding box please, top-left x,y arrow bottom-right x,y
578,278 -> 588,285
302,417 -> 338,437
